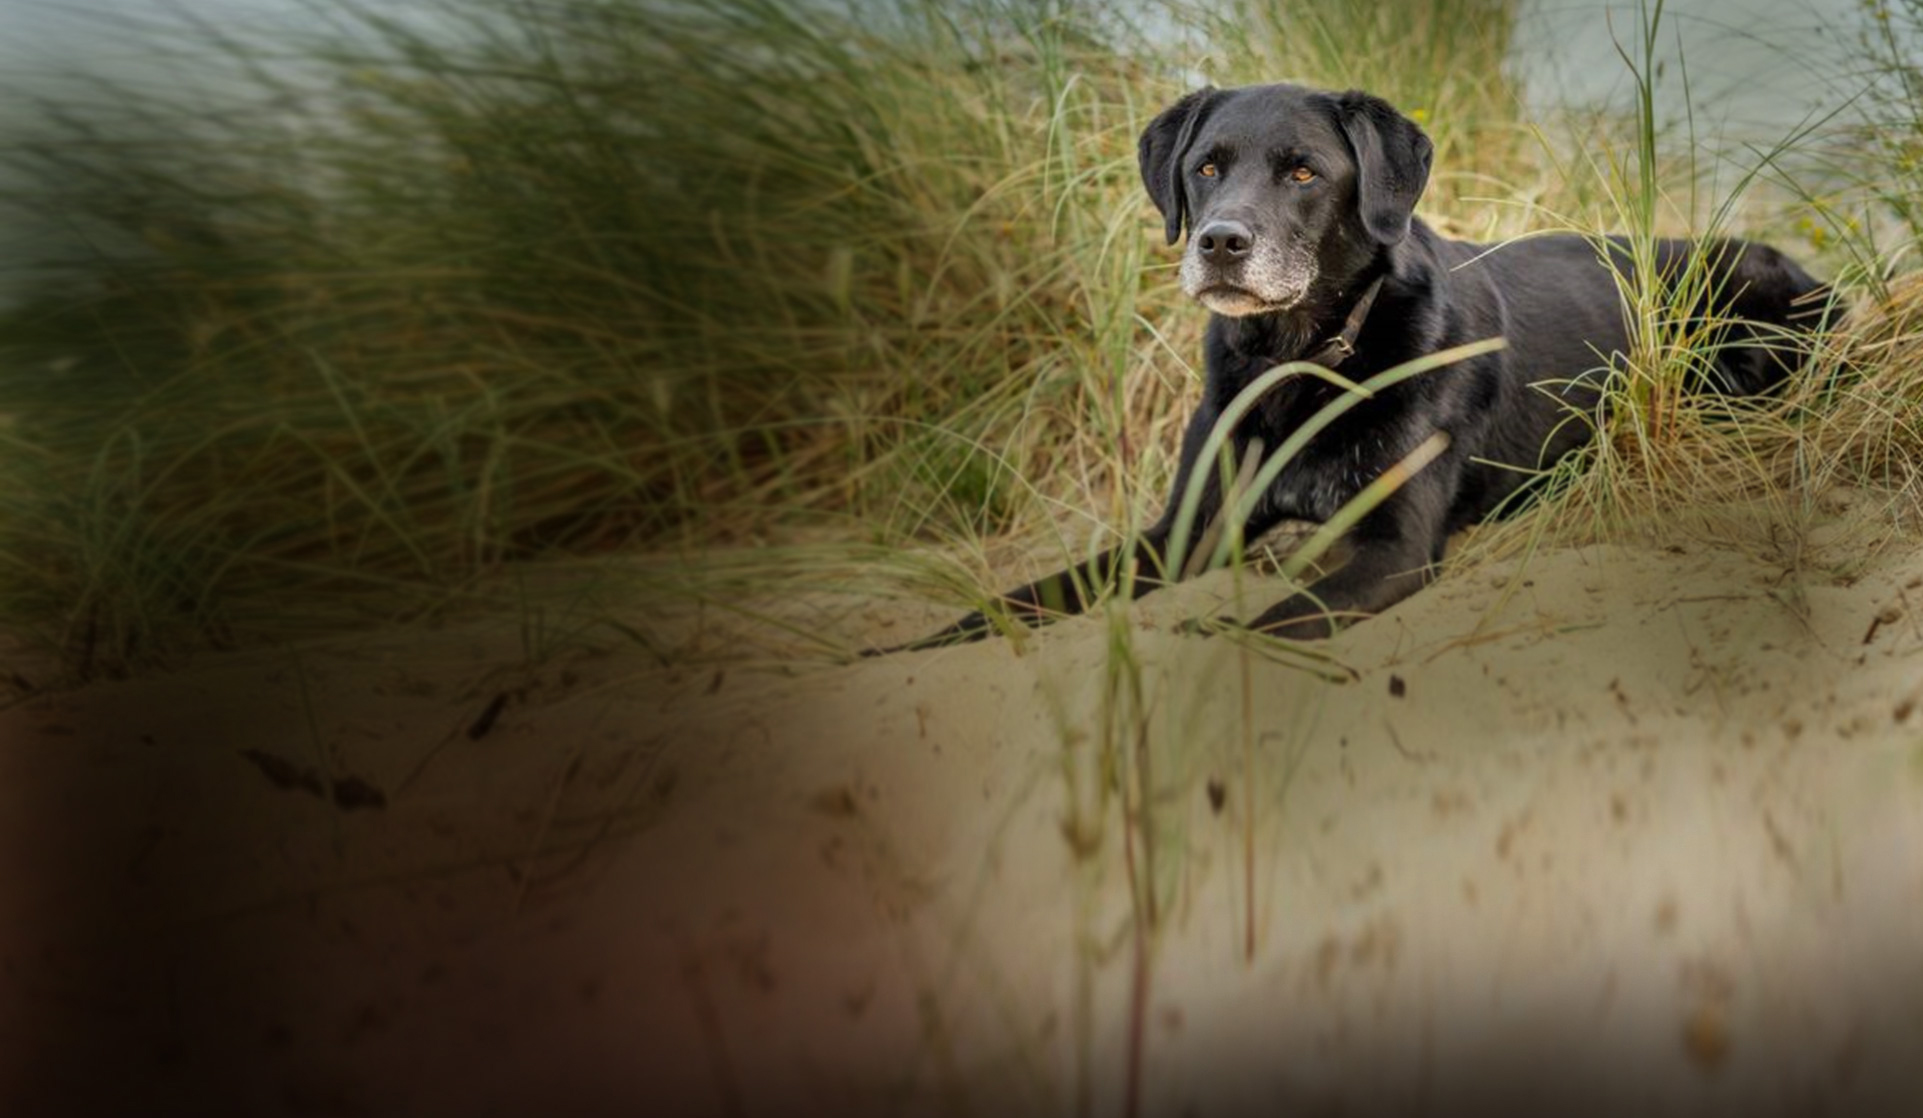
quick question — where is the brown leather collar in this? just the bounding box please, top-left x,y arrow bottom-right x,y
1303,274 -> 1386,368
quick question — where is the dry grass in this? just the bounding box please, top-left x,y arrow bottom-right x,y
0,0 -> 1915,678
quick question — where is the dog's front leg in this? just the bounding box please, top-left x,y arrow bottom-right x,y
873,537 -> 1169,654
874,404 -> 1280,654
877,495 -> 1235,654
1246,543 -> 1436,640
1242,467 -> 1452,640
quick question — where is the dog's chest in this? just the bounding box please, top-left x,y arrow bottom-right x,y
1216,378 -> 1400,524
1207,326 -> 1424,524
1254,426 -> 1389,523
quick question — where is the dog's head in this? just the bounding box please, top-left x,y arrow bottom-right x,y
1138,83 -> 1433,317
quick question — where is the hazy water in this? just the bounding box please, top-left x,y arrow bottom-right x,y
0,0 -> 1863,118
1514,0 -> 1860,132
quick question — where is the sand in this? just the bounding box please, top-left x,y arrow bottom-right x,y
3,507 -> 1922,1117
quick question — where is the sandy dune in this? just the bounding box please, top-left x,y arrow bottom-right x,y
4,515 -> 1922,1116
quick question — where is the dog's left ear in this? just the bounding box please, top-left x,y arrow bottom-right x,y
1333,91 -> 1433,245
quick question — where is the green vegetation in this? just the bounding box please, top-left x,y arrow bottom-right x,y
0,0 -> 1917,681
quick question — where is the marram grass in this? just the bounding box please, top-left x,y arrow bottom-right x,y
0,0 -> 1913,678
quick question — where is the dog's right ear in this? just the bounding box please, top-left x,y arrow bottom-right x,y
1138,87 -> 1218,246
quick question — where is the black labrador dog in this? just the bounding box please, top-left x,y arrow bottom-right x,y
885,82 -> 1829,651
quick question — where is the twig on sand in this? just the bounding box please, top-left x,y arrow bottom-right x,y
512,749 -> 585,914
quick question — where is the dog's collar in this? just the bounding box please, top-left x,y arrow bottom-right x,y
1303,274 -> 1386,368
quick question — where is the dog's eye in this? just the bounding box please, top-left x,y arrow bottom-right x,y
1198,162 -> 1218,178
1289,166 -> 1317,184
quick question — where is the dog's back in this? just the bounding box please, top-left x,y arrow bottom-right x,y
1452,232 -> 1828,393
1437,230 -> 1830,522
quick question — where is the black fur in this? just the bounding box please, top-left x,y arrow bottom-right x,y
881,82 -> 1831,651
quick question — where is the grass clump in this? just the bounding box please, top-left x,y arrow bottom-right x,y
0,0 -> 1170,670
1489,0 -> 1923,566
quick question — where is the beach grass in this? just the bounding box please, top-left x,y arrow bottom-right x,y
0,0 -> 1915,682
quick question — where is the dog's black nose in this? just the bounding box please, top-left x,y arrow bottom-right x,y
1195,220 -> 1253,263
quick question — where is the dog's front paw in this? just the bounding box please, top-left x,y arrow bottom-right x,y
1176,615 -> 1243,638
862,610 -> 997,657
1246,601 -> 1342,641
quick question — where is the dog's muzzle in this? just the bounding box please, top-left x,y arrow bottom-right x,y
1181,220 -> 1316,316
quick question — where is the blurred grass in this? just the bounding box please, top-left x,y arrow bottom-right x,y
0,0 -> 1916,680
